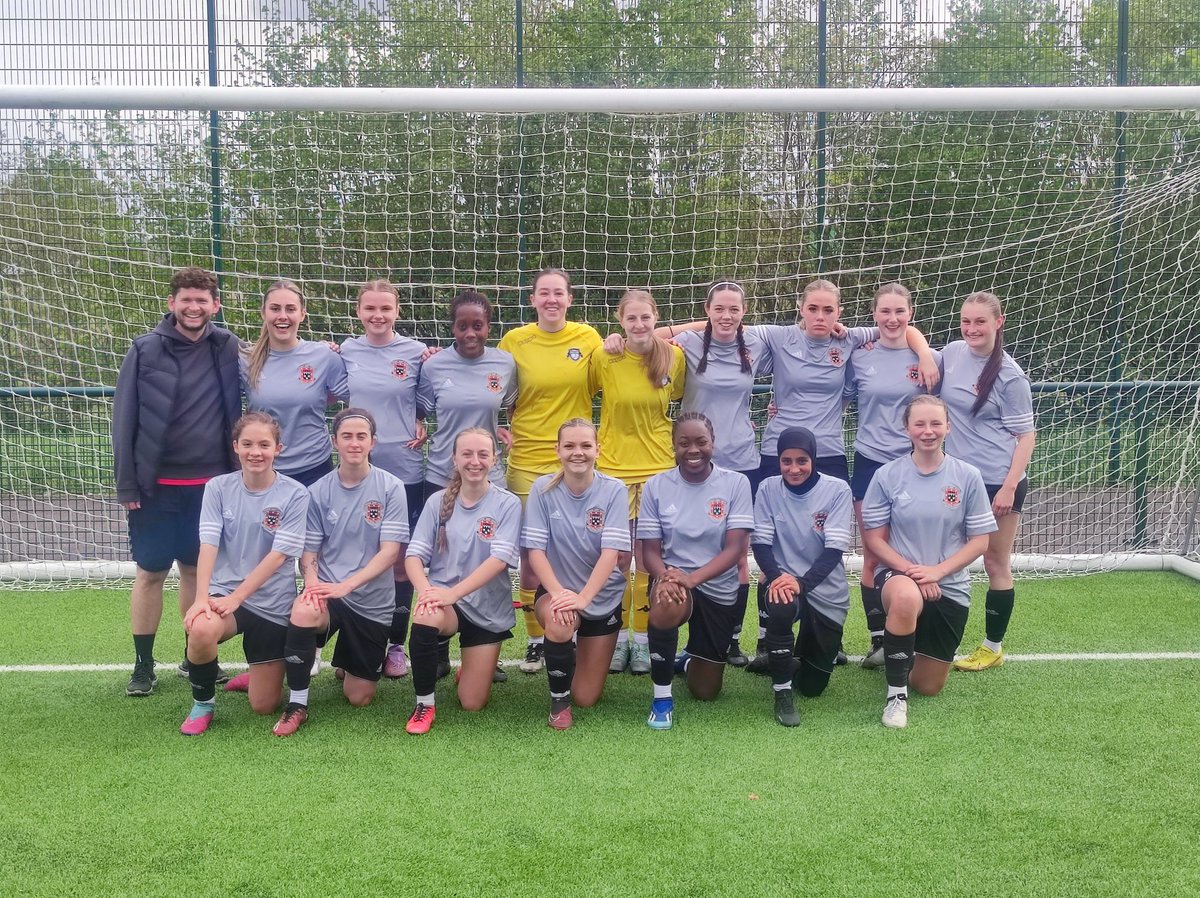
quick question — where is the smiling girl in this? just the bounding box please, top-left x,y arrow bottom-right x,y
498,269 -> 603,673
589,290 -> 686,675
180,412 -> 310,735
242,280 -> 349,487
637,413 -> 754,729
751,427 -> 854,727
339,279 -> 429,679
523,419 -> 631,728
861,396 -> 997,728
941,292 -> 1037,672
403,429 -> 522,733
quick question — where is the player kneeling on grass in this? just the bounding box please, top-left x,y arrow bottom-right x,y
403,428 -> 521,734
751,427 -> 853,727
860,396 -> 997,729
523,418 -> 631,730
638,413 -> 754,730
180,412 -> 310,736
271,408 -> 409,737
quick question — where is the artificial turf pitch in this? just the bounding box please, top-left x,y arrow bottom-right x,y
1,571 -> 1198,897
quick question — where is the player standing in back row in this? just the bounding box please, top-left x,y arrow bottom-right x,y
941,292 -> 1036,672
499,269 -> 603,674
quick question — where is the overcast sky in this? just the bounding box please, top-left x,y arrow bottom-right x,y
0,0 -> 319,87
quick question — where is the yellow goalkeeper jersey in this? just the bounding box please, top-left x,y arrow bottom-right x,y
499,320 -> 603,472
591,344 -> 687,482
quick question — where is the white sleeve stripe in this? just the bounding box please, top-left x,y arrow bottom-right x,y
523,527 -> 550,539
380,524 -> 408,539
602,527 -> 627,538
198,525 -> 222,539
861,513 -> 889,528
728,514 -> 755,528
1002,412 -> 1036,429
824,527 -> 853,541
491,540 -> 517,553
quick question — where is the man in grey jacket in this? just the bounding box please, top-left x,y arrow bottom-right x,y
112,267 -> 242,696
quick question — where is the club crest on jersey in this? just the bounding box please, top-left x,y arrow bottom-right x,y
476,517 -> 497,540
707,499 -> 727,521
486,372 -> 502,393
812,511 -> 827,533
298,365 -> 316,384
907,364 -> 920,383
828,348 -> 844,366
566,347 -> 583,361
364,500 -> 383,524
262,507 -> 283,531
585,506 -> 606,533
392,359 -> 409,380
943,486 -> 961,507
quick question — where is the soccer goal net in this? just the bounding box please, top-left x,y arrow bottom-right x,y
1,85 -> 1198,585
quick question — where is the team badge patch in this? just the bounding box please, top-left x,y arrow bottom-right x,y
907,364 -> 920,383
486,372 -> 502,393
566,347 -> 582,361
585,506 -> 605,533
828,348 -> 844,366
943,486 -> 961,507
364,500 -> 383,524
298,365 -> 316,384
812,511 -> 827,533
476,517 -> 497,540
707,498 -> 727,521
392,359 -> 409,379
262,507 -> 283,531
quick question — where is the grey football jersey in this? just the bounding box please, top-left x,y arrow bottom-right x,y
753,475 -> 853,624
198,472 -> 309,625
846,344 -> 941,463
340,334 -> 428,483
407,485 -> 521,632
417,346 -> 518,487
636,465 -> 754,602
305,466 -> 410,625
939,341 -> 1036,485
861,454 -> 997,607
242,341 -> 350,476
760,325 -> 877,458
674,326 -> 774,472
521,471 -> 631,620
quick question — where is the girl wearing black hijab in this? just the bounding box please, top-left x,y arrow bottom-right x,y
750,427 -> 854,727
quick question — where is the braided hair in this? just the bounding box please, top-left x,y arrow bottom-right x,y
698,280 -> 752,376
436,427 -> 497,552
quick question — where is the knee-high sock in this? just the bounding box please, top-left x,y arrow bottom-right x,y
520,588 -> 544,640
883,629 -> 916,691
764,600 -> 797,689
543,638 -> 576,702
189,657 -> 219,703
985,587 -> 1015,643
630,570 -> 651,636
410,623 -> 440,699
756,584 -> 769,640
284,624 -> 318,695
731,582 -> 750,640
861,585 -> 885,637
647,623 -> 678,688
437,635 -> 451,665
390,580 -> 414,645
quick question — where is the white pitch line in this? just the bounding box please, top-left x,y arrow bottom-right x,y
1,652 -> 1199,674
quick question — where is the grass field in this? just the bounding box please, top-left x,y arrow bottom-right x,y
2,572 -> 1199,897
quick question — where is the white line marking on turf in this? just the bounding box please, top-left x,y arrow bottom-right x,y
2,652 -> 1199,673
